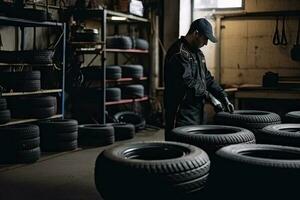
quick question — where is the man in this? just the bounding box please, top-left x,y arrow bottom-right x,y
164,18 -> 234,140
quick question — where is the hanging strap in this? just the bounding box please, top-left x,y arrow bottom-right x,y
280,16 -> 288,45
296,18 -> 300,45
273,17 -> 280,45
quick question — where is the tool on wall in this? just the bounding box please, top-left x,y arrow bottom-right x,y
273,16 -> 288,46
291,18 -> 300,61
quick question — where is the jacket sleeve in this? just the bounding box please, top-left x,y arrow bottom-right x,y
204,64 -> 227,102
170,52 -> 206,97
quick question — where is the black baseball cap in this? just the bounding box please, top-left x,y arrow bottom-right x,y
191,18 -> 217,43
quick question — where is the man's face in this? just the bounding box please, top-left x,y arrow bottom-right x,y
193,31 -> 208,49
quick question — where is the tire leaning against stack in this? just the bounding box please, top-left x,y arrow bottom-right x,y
215,110 -> 281,133
39,119 -> 78,152
0,124 -> 40,163
78,124 -> 114,147
113,111 -> 146,132
95,141 -> 210,200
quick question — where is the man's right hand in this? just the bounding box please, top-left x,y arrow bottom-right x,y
208,93 -> 224,112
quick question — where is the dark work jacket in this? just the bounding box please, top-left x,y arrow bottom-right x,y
164,36 -> 227,138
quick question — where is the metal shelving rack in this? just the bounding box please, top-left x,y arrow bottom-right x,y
71,9 -> 149,124
0,15 -> 66,126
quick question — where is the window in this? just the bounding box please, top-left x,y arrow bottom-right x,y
194,0 -> 243,10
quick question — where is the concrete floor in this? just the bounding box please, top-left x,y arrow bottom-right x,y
0,128 -> 164,200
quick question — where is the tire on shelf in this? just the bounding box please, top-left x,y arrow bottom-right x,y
121,84 -> 144,99
113,111 -> 146,131
135,38 -> 149,50
106,36 -> 133,49
212,144 -> 300,199
106,87 -> 121,101
0,109 -> 11,124
0,98 -> 7,110
95,141 -> 210,200
121,65 -> 143,79
106,65 -> 122,80
170,125 -> 256,156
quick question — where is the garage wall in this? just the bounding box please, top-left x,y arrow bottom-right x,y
194,0 -> 300,86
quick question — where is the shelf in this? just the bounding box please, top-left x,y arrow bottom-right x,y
106,77 -> 148,83
2,89 -> 62,97
0,63 -> 55,67
75,48 -> 103,54
107,10 -> 148,22
105,96 -> 148,106
106,49 -> 149,53
0,16 -> 63,27
0,114 -> 63,127
214,10 -> 300,19
70,41 -> 105,45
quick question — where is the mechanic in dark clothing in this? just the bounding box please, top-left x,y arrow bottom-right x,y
164,18 -> 234,140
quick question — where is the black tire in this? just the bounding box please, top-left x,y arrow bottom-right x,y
27,106 -> 56,118
213,144 -> 300,199
285,111 -> 300,123
78,124 -> 114,146
13,79 -> 41,92
14,71 -> 41,80
107,123 -> 135,141
22,96 -> 57,107
95,141 -> 210,200
121,65 -> 143,79
257,124 -> 300,147
0,109 -> 11,124
39,119 -> 78,133
106,87 -> 121,101
41,140 -> 78,152
170,125 -> 256,155
215,110 -> 281,130
0,124 -> 39,139
23,50 -> 54,64
135,38 -> 149,50
106,36 -> 133,49
0,98 -> 7,110
74,30 -> 99,42
16,137 -> 40,150
113,111 -> 146,131
121,84 -> 144,99
106,65 -> 122,80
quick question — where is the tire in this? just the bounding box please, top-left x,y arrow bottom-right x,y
0,124 -> 39,139
215,110 -> 281,130
113,111 -> 146,131
106,36 -> 133,49
121,65 -> 143,79
16,147 -> 41,163
170,125 -> 255,155
41,140 -> 78,152
22,96 -> 57,107
26,106 -> 56,118
14,80 -> 41,92
135,38 -> 149,50
121,84 -> 144,99
106,87 -> 121,101
257,124 -> 300,147
78,124 -> 115,147
213,144 -> 300,199
39,119 -> 78,133
106,65 -> 122,80
14,71 -> 41,80
74,30 -> 99,42
285,111 -> 300,123
23,50 -> 54,64
0,109 -> 11,124
95,141 -> 210,200
0,98 -> 7,110
107,123 -> 135,141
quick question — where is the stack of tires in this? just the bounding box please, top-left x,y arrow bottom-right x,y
78,124 -> 115,146
39,119 -> 78,152
0,125 -> 40,163
0,71 -> 41,92
95,141 -> 210,200
0,98 -> 11,124
9,96 -> 57,119
108,123 -> 135,141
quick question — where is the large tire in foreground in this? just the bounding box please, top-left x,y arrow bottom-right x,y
170,125 -> 255,156
215,110 -> 281,132
257,124 -> 300,146
95,141 -> 210,200
212,144 -> 300,199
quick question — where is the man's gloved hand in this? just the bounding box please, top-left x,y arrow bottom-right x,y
208,93 -> 224,112
223,97 -> 234,113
